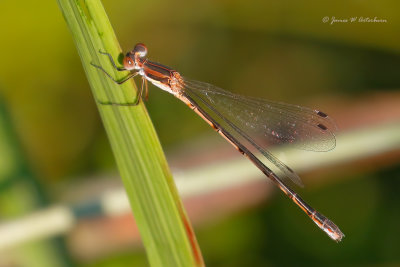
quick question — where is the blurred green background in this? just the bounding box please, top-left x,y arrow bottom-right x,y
1,0 -> 400,266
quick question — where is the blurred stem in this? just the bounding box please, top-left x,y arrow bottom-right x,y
56,0 -> 203,266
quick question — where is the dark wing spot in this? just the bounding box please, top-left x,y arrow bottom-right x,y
316,110 -> 328,118
317,123 -> 328,131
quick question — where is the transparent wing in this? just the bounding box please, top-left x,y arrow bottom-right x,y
181,78 -> 337,187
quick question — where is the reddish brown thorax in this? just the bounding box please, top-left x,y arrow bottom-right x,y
122,43 -> 184,94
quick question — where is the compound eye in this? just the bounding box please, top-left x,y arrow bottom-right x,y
123,56 -> 135,70
133,43 -> 148,58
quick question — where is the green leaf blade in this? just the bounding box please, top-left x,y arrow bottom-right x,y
57,0 -> 204,266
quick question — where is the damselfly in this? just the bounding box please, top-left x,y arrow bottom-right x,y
91,43 -> 344,242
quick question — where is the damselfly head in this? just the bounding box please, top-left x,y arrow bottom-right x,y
123,43 -> 148,71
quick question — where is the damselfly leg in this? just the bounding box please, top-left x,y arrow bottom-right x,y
98,51 -> 126,71
91,51 -> 145,106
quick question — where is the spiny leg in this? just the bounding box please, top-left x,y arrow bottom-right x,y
144,78 -> 149,101
135,77 -> 147,105
98,50 -> 126,71
90,62 -> 138,84
91,50 -> 136,84
91,50 -> 144,105
96,76 -> 145,106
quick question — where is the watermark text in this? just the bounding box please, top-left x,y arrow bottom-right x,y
322,16 -> 387,25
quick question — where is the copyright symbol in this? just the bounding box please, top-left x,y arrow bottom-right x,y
322,16 -> 329,23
